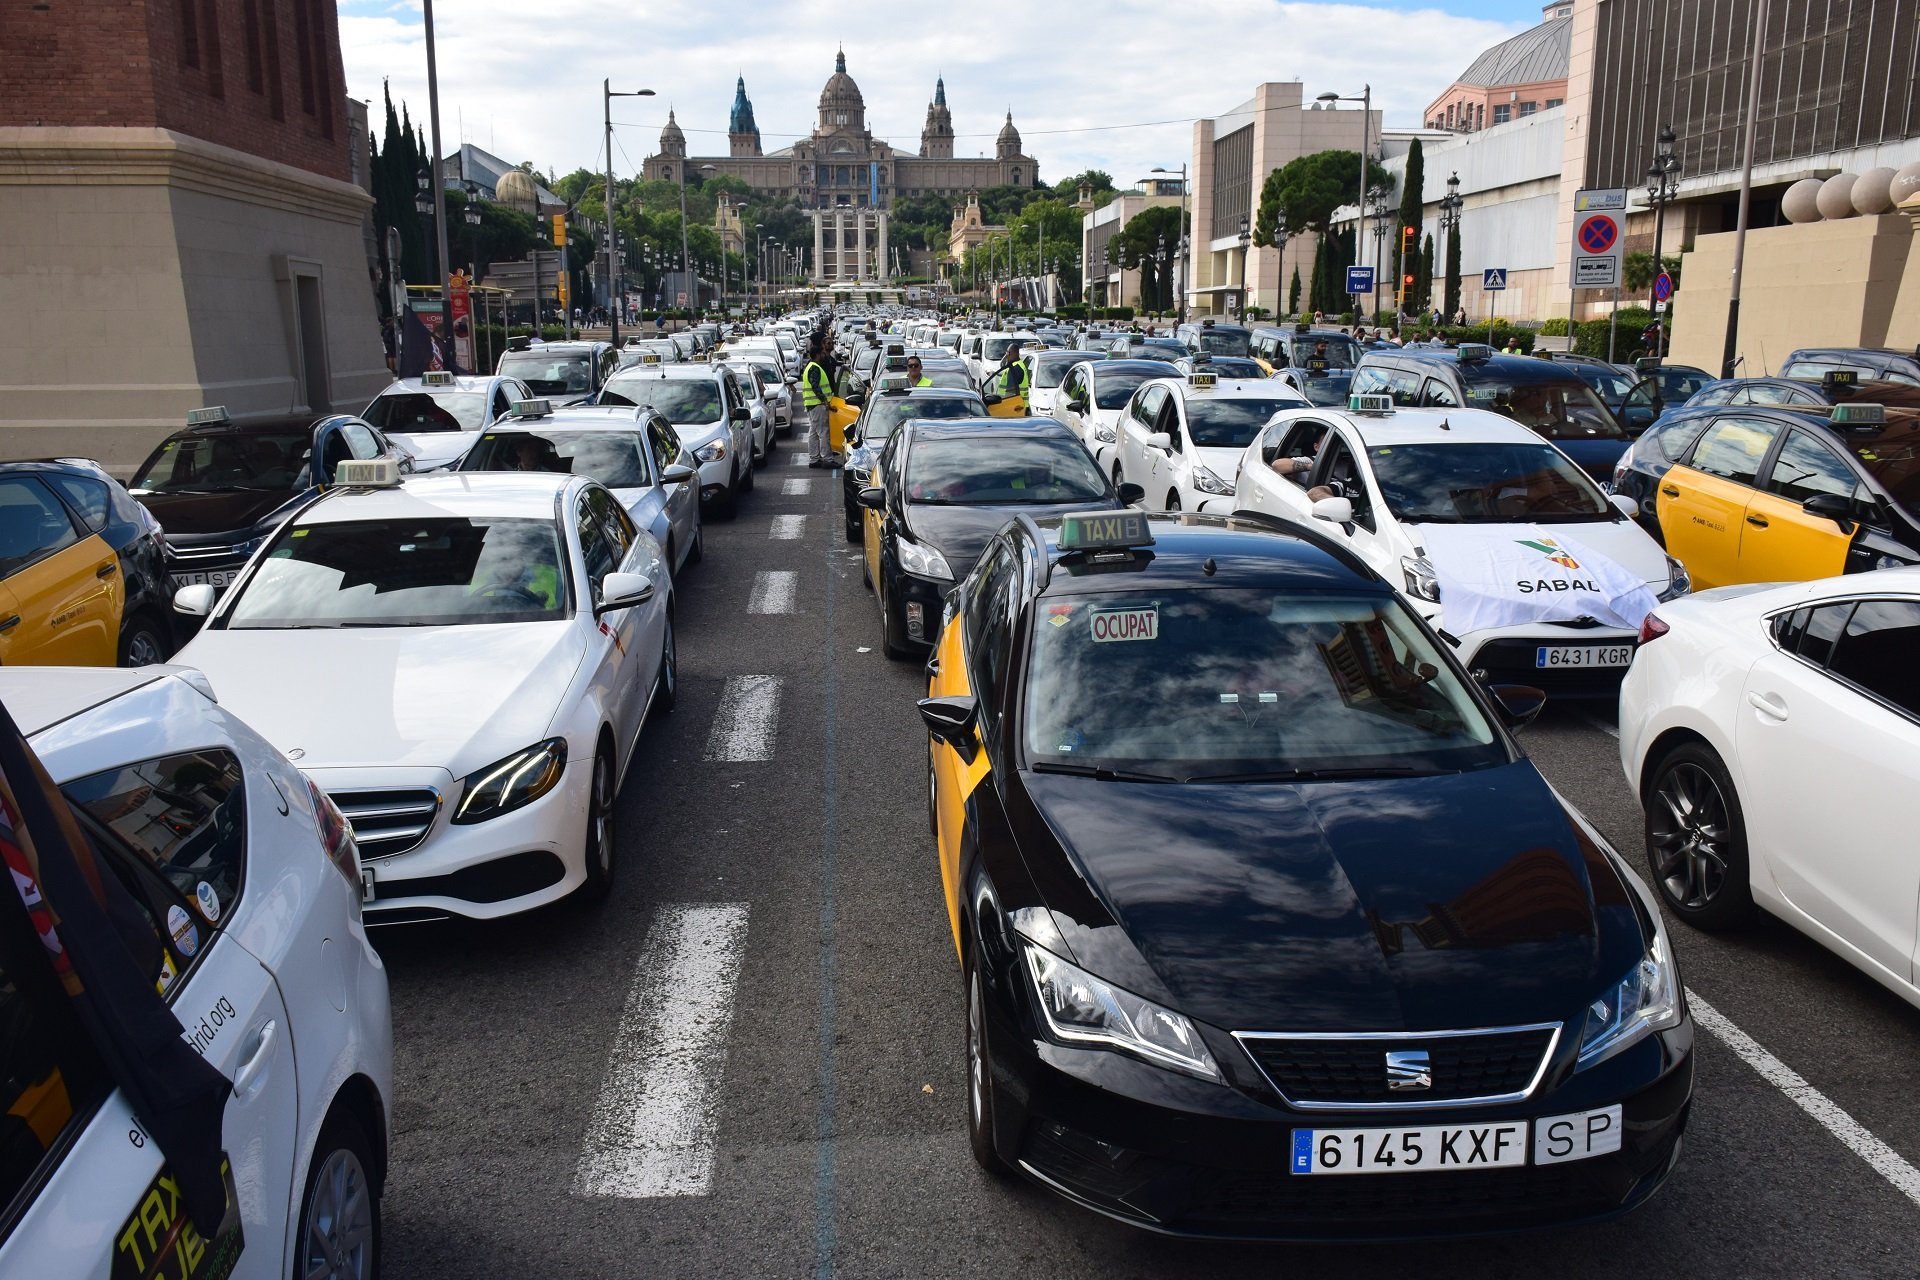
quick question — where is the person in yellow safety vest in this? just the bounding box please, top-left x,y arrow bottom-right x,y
992,345 -> 1029,399
904,356 -> 932,388
802,338 -> 835,468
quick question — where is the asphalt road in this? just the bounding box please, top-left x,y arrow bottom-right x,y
371,439 -> 1920,1278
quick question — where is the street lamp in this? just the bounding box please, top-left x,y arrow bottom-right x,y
1438,171 -> 1464,322
1236,213 -> 1250,317
1150,164 -> 1188,323
603,81 -> 655,346
1317,85 -> 1373,323
1645,123 -> 1681,365
1155,233 -> 1169,318
414,163 -> 434,217
1368,190 -> 1391,323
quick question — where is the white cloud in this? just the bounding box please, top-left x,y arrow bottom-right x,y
338,0 -> 1521,182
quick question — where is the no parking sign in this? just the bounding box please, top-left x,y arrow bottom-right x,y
1572,188 -> 1626,288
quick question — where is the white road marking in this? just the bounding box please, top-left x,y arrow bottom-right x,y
791,452 -> 810,466
783,477 -> 813,496
747,570 -> 797,615
575,904 -> 750,1198
703,675 -> 782,762
770,515 -> 806,540
1579,711 -> 1621,740
1688,990 -> 1920,1208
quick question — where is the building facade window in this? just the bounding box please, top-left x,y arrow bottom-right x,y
177,0 -> 200,68
1546,97 -> 1562,109
1518,101 -> 1537,117
260,0 -> 284,119
1492,104 -> 1512,124
199,0 -> 225,98
241,0 -> 263,93
291,0 -> 315,114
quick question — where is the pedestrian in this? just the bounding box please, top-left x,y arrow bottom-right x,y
801,337 -> 835,468
1455,306 -> 1468,327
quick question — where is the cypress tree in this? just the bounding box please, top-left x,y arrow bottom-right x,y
1420,233 -> 1435,311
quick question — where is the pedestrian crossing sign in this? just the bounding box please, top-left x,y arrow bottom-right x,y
1482,269 -> 1508,291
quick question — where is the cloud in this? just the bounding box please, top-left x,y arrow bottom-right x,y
337,0 -> 1521,181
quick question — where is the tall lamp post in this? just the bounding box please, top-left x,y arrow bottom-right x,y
1438,172 -> 1463,322
604,81 -> 655,347
1154,233 -> 1168,318
461,180 -> 482,366
421,0 -> 453,360
1236,213 -> 1250,316
1645,123 -> 1681,365
1150,164 -> 1188,323
1368,190 -> 1391,323
1317,85 -> 1373,324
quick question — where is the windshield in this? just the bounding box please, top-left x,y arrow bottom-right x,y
1195,330 -> 1251,357
982,337 -> 1019,362
1292,371 -> 1355,407
1848,420 -> 1920,511
1460,375 -> 1626,440
130,431 -> 311,494
225,518 -> 567,628
905,436 -> 1106,505
1287,334 -> 1362,368
1093,369 -> 1173,410
1370,443 -> 1612,523
861,397 -> 982,442
498,353 -> 593,396
1657,368 -> 1715,402
1198,358 -> 1265,379
1031,356 -> 1079,389
461,430 -> 651,488
1568,366 -> 1639,405
1024,589 -> 1501,779
362,391 -> 487,433
924,368 -> 975,390
1187,399 -> 1297,448
600,378 -> 723,423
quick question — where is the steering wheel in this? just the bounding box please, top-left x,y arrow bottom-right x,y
478,583 -> 542,606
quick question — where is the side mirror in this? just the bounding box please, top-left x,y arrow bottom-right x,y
173,583 -> 217,617
1802,492 -> 1855,529
1146,431 -> 1173,452
1310,495 -> 1355,525
660,463 -> 696,485
918,695 -> 980,764
846,392 -> 867,408
857,486 -> 887,510
1486,683 -> 1547,729
596,570 -> 654,615
730,406 -> 751,422
1609,493 -> 1639,519
982,393 -> 1004,406
1117,482 -> 1146,505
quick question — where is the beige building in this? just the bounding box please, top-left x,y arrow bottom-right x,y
1081,185 -> 1185,311
947,194 -> 1004,265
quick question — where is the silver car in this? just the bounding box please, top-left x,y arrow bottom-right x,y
599,364 -> 756,518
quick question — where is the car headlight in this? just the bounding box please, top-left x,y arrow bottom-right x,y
1576,924 -> 1681,1070
896,537 -> 952,580
1023,944 -> 1220,1081
1656,554 -> 1690,602
453,738 -> 567,824
1192,465 -> 1234,496
694,439 -> 728,463
1401,555 -> 1442,603
1093,424 -> 1116,443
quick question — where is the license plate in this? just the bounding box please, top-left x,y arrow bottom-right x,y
1535,644 -> 1633,669
1291,1122 -> 1527,1175
359,866 -> 376,903
171,569 -> 237,588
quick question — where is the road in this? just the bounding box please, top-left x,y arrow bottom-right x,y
372,441 -> 1920,1278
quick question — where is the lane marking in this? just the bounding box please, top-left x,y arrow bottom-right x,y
1689,990 -> 1920,1208
575,903 -> 751,1198
1578,711 -> 1620,740
783,477 -> 813,496
791,452 -> 811,467
771,515 -> 806,540
814,539 -> 841,1277
703,674 -> 782,762
748,570 -> 798,615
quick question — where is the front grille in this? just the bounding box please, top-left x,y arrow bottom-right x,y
170,543 -> 237,563
1237,1025 -> 1558,1107
328,787 -> 441,861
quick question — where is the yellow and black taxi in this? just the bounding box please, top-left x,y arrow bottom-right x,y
1647,400 -> 1920,589
840,379 -> 986,540
0,458 -> 174,666
1249,324 -> 1364,377
920,508 -> 1694,1238
857,418 -> 1138,658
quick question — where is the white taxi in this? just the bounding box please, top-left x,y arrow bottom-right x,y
1232,395 -> 1688,695
1115,370 -> 1306,514
360,369 -> 534,471
0,664 -> 391,1279
1053,358 -> 1182,482
169,464 -> 675,920
599,363 -> 756,517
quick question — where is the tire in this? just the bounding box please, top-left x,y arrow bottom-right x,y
754,431 -> 772,468
878,571 -> 908,660
687,521 -> 704,566
710,471 -> 738,520
578,745 -> 618,903
653,613 -> 677,714
1166,491 -> 1181,512
741,455 -> 756,493
844,508 -> 861,543
862,554 -> 872,591
1643,743 -> 1754,929
965,952 -> 1012,1176
117,611 -> 169,667
294,1113 -> 381,1280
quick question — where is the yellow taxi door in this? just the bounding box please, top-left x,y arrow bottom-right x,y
1734,427 -> 1859,583
1655,415 -> 1783,591
0,477 -> 120,666
926,595 -> 994,959
829,396 -> 858,450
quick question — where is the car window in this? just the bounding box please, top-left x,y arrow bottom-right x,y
1368,443 -> 1610,523
1184,398 -> 1300,448
44,473 -> 112,533
649,419 -> 680,478
1316,436 -> 1374,531
964,541 -> 1012,661
0,476 -> 82,577
584,485 -> 633,562
1134,385 -> 1167,428
493,389 -> 515,420
1686,416 -> 1780,486
0,933 -> 113,1217
970,549 -> 1018,733
1764,430 -> 1859,506
1826,599 -> 1920,717
1782,600 -> 1854,667
1421,379 -> 1459,408
601,378 -> 723,423
1350,367 -> 1391,399
342,423 -> 381,460
462,430 -> 650,488
363,392 -> 483,433
905,437 -> 1107,505
1654,418 -> 1713,462
1689,384 -> 1733,407
575,494 -> 616,583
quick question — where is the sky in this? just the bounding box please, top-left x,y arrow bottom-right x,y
338,0 -> 1542,187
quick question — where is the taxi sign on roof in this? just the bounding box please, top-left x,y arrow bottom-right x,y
1458,343 -> 1495,362
421,370 -> 455,386
1830,403 -> 1885,427
1057,510 -> 1154,552
1189,372 -> 1217,389
1823,369 -> 1857,388
186,405 -> 230,426
335,457 -> 402,488
510,398 -> 553,418
1348,393 -> 1395,415
877,374 -> 910,393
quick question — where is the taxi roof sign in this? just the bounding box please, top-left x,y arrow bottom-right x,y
510,398 -> 553,418
1822,369 -> 1858,389
1056,510 -> 1154,552
186,405 -> 231,426
1348,393 -> 1395,415
1457,342 -> 1495,363
421,370 -> 455,386
1830,402 -> 1885,427
876,374 -> 910,393
335,457 -> 402,488
1189,371 -> 1217,389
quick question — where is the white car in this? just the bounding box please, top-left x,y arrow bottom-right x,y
717,358 -> 777,465
967,331 -> 1024,388
1115,373 -> 1306,514
1053,358 -> 1182,483
360,371 -> 535,471
1619,569 -> 1920,1006
601,364 -> 756,517
1232,397 -> 1688,695
1023,348 -> 1085,419
0,665 -> 392,1280
170,468 -> 676,921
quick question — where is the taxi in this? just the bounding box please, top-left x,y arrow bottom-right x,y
1248,324 -> 1363,376
1232,395 -> 1686,696
170,463 -> 676,920
359,369 -> 534,470
1651,400 -> 1920,589
840,378 -> 986,540
0,458 -> 175,666
1053,358 -> 1180,482
920,508 -> 1693,1237
495,339 -> 619,406
1114,368 -> 1306,514
599,362 -> 756,517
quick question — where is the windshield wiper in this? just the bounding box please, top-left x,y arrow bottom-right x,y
1185,765 -> 1426,783
1030,761 -> 1181,783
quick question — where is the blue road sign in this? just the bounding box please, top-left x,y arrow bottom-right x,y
1654,272 -> 1674,302
1482,268 -> 1508,291
1345,266 -> 1375,294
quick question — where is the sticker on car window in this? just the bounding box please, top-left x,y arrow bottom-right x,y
195,881 -> 220,923
1090,607 -> 1158,642
1047,603 -> 1075,628
167,904 -> 199,958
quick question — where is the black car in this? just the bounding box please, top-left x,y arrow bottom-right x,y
841,387 -> 986,540
1779,345 -> 1920,386
127,408 -> 410,601
1174,320 -> 1253,358
857,418 -> 1139,657
920,508 -> 1694,1238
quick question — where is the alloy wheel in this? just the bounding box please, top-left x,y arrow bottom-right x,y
300,1148 -> 374,1280
1649,761 -> 1729,910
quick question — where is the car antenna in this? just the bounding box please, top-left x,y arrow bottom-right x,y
1202,557 -> 1217,576
1438,417 -> 1450,430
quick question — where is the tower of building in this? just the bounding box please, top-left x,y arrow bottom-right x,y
728,76 -> 763,157
658,108 -> 687,161
996,111 -> 1022,161
817,47 -> 866,135
920,77 -> 954,159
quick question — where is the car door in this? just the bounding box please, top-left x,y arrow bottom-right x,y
1308,429 -> 1394,579
312,422 -> 355,486
1118,385 -> 1165,488
863,433 -> 901,591
1739,428 -> 1863,583
0,474 -> 119,667
650,416 -> 698,566
1740,598 -> 1920,985
1145,392 -> 1187,508
1244,418 -> 1333,522
574,490 -> 645,766
1657,414 -> 1784,590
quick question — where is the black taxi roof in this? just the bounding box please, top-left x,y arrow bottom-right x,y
1010,510 -> 1386,598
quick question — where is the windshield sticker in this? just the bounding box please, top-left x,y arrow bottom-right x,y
1090,606 -> 1158,642
1047,603 -> 1075,628
156,951 -> 177,996
167,904 -> 199,958
195,881 -> 220,923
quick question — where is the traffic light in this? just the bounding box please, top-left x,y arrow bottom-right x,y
1403,273 -> 1416,290
551,214 -> 568,247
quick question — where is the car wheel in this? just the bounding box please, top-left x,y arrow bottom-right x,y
294,1113 -> 380,1280
687,521 -> 704,565
117,612 -> 169,667
1166,491 -> 1181,512
711,472 -> 738,520
879,571 -> 908,660
1644,743 -> 1753,929
653,613 -> 677,714
862,553 -> 872,591
741,455 -> 756,493
754,432 -> 772,468
844,508 -> 861,543
965,953 -> 1012,1176
578,745 -> 618,903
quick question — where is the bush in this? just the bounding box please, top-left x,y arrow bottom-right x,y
1538,318 -> 1570,336
1571,307 -> 1655,360
1054,304 -> 1089,321
1094,305 -> 1135,321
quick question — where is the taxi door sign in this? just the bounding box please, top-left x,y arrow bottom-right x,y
112,1157 -> 243,1280
1090,606 -> 1158,642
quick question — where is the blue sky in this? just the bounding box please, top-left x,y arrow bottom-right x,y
337,1 -> 1537,185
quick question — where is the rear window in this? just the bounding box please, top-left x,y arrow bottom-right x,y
601,378 -> 723,424
129,432 -> 312,494
1193,330 -> 1251,357
498,353 -> 593,397
362,391 -> 487,432
1458,374 -> 1626,440
462,429 -> 653,488
1186,399 -> 1298,447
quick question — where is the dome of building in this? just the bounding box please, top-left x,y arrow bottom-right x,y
659,108 -> 687,158
495,168 -> 538,214
996,111 -> 1021,160
818,48 -> 865,117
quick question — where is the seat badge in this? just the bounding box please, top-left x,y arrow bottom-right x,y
1386,1049 -> 1432,1092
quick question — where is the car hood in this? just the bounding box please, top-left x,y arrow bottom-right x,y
1018,763 -> 1642,1032
174,622 -> 586,774
1413,517 -> 1670,589
136,489 -> 300,539
905,498 -> 1112,576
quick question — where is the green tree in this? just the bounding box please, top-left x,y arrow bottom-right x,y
1624,251 -> 1682,293
1109,204 -> 1187,313
1289,266 -> 1302,314
1254,150 -> 1393,246
1418,233 -> 1435,312
1052,170 -> 1118,208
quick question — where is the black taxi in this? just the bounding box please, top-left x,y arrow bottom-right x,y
920,509 -> 1694,1238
